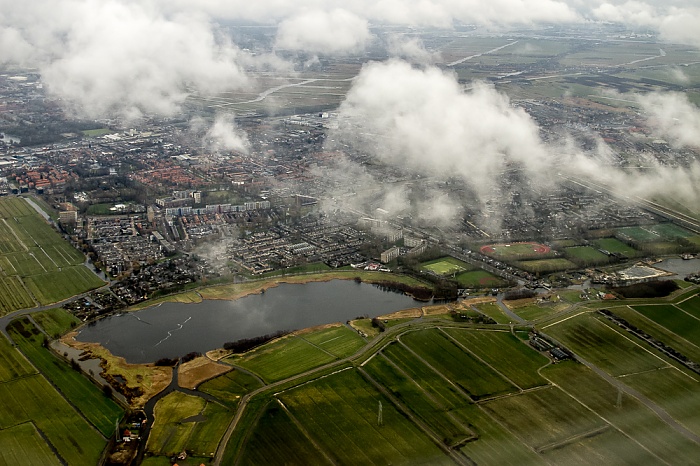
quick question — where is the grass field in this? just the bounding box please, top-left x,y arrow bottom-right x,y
401,329 -> 517,400
543,361 -> 700,464
420,257 -> 473,276
617,223 -> 694,244
509,302 -> 564,321
480,242 -> 551,260
225,335 -> 337,383
442,329 -> 550,390
564,246 -> 611,265
363,353 -> 475,447
8,317 -> 123,437
544,314 -> 669,376
455,270 -> 508,288
299,325 -> 366,358
198,369 -> 263,409
0,334 -> 35,382
237,400 -> 328,465
473,302 -> 513,324
593,238 -> 639,257
677,295 -> 700,319
31,308 -> 80,338
278,368 -> 452,465
0,197 -> 101,312
631,304 -> 700,346
483,386 -> 606,450
0,422 -> 62,466
517,258 -> 576,273
147,391 -> 232,457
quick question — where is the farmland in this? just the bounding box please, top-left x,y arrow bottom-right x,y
455,270 -> 508,288
299,324 -> 366,358
0,197 -> 103,313
0,422 -> 62,466
631,304 -> 700,346
199,369 -> 263,409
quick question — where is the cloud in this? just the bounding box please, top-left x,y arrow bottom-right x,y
385,35 -> 439,64
636,91 -> 700,149
275,9 -> 372,55
204,113 -> 250,153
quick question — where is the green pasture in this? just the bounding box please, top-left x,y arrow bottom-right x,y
483,386 -> 606,450
593,238 -> 638,257
544,314 -> 669,376
147,391 -> 232,457
473,302 -> 513,324
225,335 -> 337,383
8,317 -> 123,437
0,422 -> 61,466
677,295 -> 700,319
0,375 -> 106,465
363,354 -> 474,447
632,304 -> 700,346
420,257 -> 472,276
32,308 -> 80,338
237,401 -> 327,465
0,276 -> 35,315
517,258 -> 576,273
300,325 -> 366,358
198,369 -> 263,409
279,368 -> 451,465
543,361 -> 700,464
0,334 -> 36,382
23,266 -> 104,305
455,270 -> 507,288
564,246 -> 610,265
442,329 -> 550,389
401,329 -> 517,400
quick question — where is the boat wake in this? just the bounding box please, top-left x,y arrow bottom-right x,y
154,316 -> 192,347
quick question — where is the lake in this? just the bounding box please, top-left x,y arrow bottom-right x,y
76,280 -> 421,363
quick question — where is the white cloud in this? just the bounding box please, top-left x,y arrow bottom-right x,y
636,91 -> 700,149
204,113 -> 250,153
275,9 -> 372,55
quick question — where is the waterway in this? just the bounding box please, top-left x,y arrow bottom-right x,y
655,257 -> 700,277
76,280 -> 420,364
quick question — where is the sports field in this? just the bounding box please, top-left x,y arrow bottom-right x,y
0,197 -> 103,312
420,257 -> 473,276
480,242 -> 551,260
517,258 -> 576,273
455,270 -> 508,288
593,237 -> 639,257
617,223 -> 694,243
564,246 -> 610,265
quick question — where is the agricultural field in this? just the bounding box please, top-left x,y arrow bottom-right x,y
147,391 -> 232,457
517,258 -> 576,273
8,317 -> 124,437
420,257 -> 473,276
401,329 -> 517,400
631,304 -> 700,346
0,333 -> 35,382
442,329 -> 550,390
455,270 -> 508,288
593,238 -> 638,257
225,335 -> 337,383
0,422 -> 62,466
198,369 -> 263,409
237,401 -> 328,465
31,308 -> 80,338
473,302 -> 513,324
299,324 -> 366,358
564,246 -> 610,265
0,197 -> 102,312
543,314 -> 670,376
277,368 -> 452,465
677,294 -> 700,319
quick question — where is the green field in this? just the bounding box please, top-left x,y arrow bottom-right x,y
402,329 -> 517,400
473,302 -> 513,324
543,361 -> 700,464
510,302 -> 563,322
300,325 -> 366,358
420,257 -> 473,276
593,238 -> 638,257
564,246 -> 611,265
8,317 -> 123,437
0,422 -> 62,466
237,401 -> 327,465
483,386 -> 606,450
616,223 -> 694,244
225,335 -> 337,383
147,391 -> 232,457
455,270 -> 507,288
198,369 -> 263,409
0,197 -> 101,312
544,314 -> 669,376
517,258 -> 576,273
278,368 -> 451,465
0,334 -> 35,382
442,329 -> 550,390
677,295 -> 700,319
481,242 -> 551,260
31,308 -> 80,338
631,304 -> 700,346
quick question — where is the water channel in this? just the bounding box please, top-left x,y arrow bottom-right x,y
76,280 -> 421,364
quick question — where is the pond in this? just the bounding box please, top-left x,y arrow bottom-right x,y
76,280 -> 421,364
